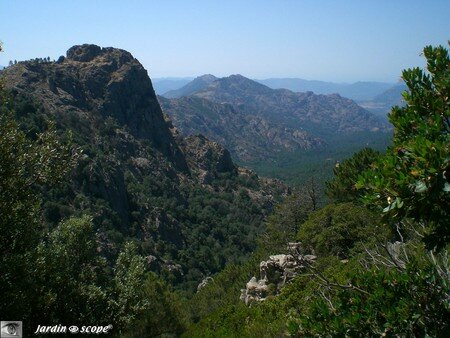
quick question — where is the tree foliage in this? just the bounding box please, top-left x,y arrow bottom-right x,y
326,147 -> 381,202
258,192 -> 314,254
0,84 -> 78,325
291,256 -> 450,337
358,44 -> 450,250
297,202 -> 387,258
0,73 -> 185,335
187,44 -> 450,338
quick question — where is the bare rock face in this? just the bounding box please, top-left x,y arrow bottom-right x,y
3,44 -> 187,171
241,277 -> 269,304
197,276 -> 214,292
179,134 -> 237,183
240,243 -> 316,305
66,44 -> 103,62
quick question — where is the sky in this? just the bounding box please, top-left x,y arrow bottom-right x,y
0,0 -> 449,83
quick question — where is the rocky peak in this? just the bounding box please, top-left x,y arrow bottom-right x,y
3,44 -> 188,171
66,44 -> 135,67
196,74 -> 217,82
66,44 -> 103,62
162,73 -> 218,98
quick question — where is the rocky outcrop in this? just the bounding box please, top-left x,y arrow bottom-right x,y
179,134 -> 236,184
240,243 -> 316,305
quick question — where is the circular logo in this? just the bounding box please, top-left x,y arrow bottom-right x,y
68,325 -> 79,333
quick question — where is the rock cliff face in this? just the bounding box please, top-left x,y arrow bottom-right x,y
1,45 -> 288,288
5,44 -> 186,170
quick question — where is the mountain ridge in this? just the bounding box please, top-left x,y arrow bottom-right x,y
163,74 -> 217,98
1,44 -> 287,288
188,74 -> 390,134
159,75 -> 395,101
160,74 -> 391,169
159,95 -> 325,162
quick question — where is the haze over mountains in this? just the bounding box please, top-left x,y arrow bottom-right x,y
256,78 -> 394,101
358,82 -> 407,116
152,77 -> 193,95
159,74 -> 391,165
156,75 -> 400,102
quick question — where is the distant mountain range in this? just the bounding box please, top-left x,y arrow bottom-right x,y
152,77 -> 194,95
358,83 -> 407,117
157,75 -> 396,101
163,74 -> 217,98
256,78 -> 394,101
160,74 -> 390,163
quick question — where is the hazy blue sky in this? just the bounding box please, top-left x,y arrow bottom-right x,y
1,0 -> 449,82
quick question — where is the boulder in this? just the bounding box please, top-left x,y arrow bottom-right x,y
240,243 -> 316,305
197,276 -> 214,292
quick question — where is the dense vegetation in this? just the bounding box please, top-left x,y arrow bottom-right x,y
1,43 -> 448,337
183,44 -> 450,337
0,44 -> 285,336
248,130 -> 391,196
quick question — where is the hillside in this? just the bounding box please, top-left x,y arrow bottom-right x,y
159,95 -> 324,163
1,44 -> 287,291
163,74 -> 217,98
189,75 -> 389,135
159,74 -> 391,186
360,82 -> 407,116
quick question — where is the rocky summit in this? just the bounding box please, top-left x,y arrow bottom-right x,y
1,44 -> 288,288
189,74 -> 390,134
160,73 -> 391,164
4,44 -> 185,167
